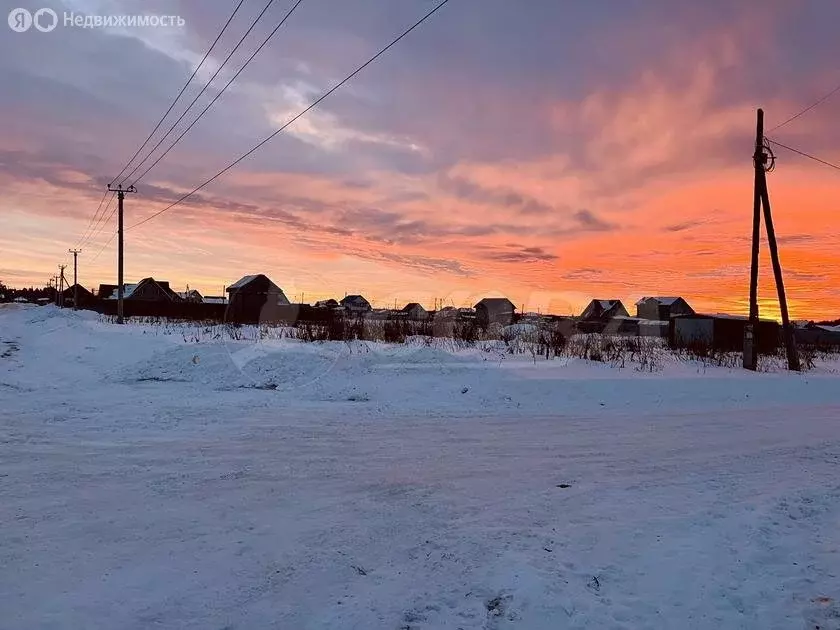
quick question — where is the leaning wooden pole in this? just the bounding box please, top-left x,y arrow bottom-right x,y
757,167 -> 801,371
744,107 -> 800,371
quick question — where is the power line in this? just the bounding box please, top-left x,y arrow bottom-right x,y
109,0 -> 247,185
129,0 -> 306,187
90,228 -> 117,264
118,0 -> 279,187
81,192 -> 117,248
768,81 -> 840,133
768,138 -> 840,172
74,188 -> 110,248
83,193 -> 118,261
76,2 -> 246,251
128,0 -> 451,230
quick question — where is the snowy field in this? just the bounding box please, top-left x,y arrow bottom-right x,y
2,304 -> 840,629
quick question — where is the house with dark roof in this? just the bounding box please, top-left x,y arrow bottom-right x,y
314,298 -> 340,309
61,284 -> 95,307
98,278 -> 182,302
340,294 -> 372,315
474,297 -> 516,327
401,302 -> 429,321
177,289 -> 203,303
580,299 -> 629,321
225,274 -> 290,323
578,299 -> 630,333
635,296 -> 694,320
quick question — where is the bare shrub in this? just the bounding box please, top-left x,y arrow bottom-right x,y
454,320 -> 480,345
383,317 -> 409,344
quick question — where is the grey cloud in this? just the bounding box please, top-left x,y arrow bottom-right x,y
664,220 -> 704,232
563,267 -> 603,280
573,209 -> 616,232
437,173 -> 556,216
482,246 -> 558,263
777,234 -> 816,244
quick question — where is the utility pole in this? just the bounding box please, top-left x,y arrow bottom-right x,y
60,266 -> 69,304
68,249 -> 82,310
107,184 -> 137,324
58,265 -> 67,308
743,108 -> 800,371
744,110 -> 764,370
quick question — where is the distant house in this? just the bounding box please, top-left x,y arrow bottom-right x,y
340,295 -> 372,316
61,284 -> 95,307
202,295 -> 227,305
635,296 -> 694,320
581,299 -> 629,321
226,274 -> 290,323
401,302 -> 429,321
474,297 -> 516,327
578,300 -> 630,334
794,323 -> 840,349
671,313 -> 780,353
98,278 -> 182,302
314,298 -> 340,309
177,289 -> 203,303
434,306 -> 476,321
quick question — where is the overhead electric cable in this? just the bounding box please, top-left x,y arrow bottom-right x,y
128,0 -> 451,230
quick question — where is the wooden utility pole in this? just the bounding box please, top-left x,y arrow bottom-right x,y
58,265 -> 67,308
107,184 -> 137,324
744,111 -> 763,370
758,161 -> 800,371
744,108 -> 800,371
68,249 -> 82,310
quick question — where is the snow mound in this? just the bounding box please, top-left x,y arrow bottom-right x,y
111,337 -> 479,395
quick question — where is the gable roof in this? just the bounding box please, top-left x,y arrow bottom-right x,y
402,302 -> 425,312
635,296 -> 683,306
61,284 -> 94,297
474,297 -> 516,310
582,299 -> 627,319
100,278 -> 179,301
227,275 -> 260,290
341,294 -> 370,305
177,289 -> 203,299
226,274 -> 282,293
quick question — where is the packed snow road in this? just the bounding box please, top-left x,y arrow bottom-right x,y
2,305 -> 840,629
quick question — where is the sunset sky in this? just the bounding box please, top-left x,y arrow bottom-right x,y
1,0 -> 839,319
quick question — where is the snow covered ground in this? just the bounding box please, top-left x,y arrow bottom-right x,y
2,304 -> 840,629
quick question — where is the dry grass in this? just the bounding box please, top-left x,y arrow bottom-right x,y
102,315 -> 839,373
